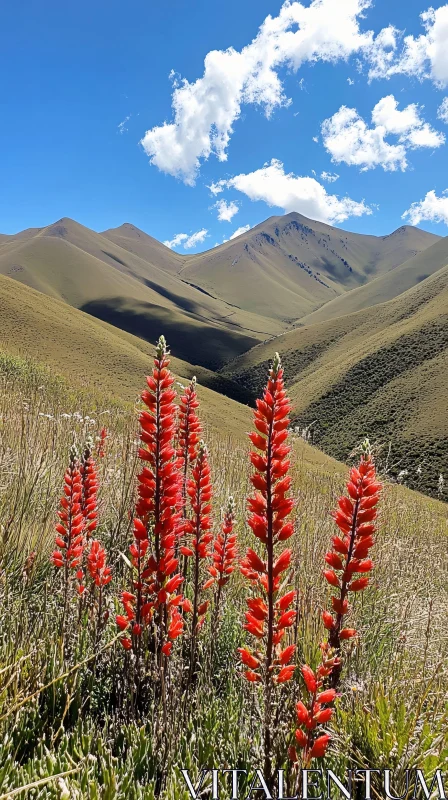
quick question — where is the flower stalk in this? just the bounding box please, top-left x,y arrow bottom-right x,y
239,352 -> 296,787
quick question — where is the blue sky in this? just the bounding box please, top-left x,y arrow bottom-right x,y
1,0 -> 448,249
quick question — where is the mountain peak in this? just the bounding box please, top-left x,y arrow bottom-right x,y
101,222 -> 154,241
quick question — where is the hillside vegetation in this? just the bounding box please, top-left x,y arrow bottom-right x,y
180,213 -> 439,322
222,263 -> 448,495
0,274 -> 254,438
299,233 -> 448,326
0,339 -> 446,798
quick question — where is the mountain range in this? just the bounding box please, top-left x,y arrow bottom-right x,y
0,211 -> 446,495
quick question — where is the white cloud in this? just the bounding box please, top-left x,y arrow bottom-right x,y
221,224 -> 251,244
321,171 -> 339,182
347,77 -> 355,85
322,106 -> 407,171
402,189 -> 448,226
163,229 -> 209,250
438,97 -> 448,124
216,158 -> 371,224
214,199 -> 239,222
163,232 -> 188,249
208,180 -> 227,196
140,0 -> 391,184
229,224 -> 250,240
322,95 -> 444,171
368,5 -> 448,87
365,25 -> 399,81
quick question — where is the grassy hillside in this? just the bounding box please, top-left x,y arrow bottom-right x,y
299,234 -> 448,325
0,273 -> 255,438
221,264 -> 448,495
0,219 -> 280,370
180,213 -> 439,322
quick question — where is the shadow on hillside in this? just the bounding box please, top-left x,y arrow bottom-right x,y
80,297 -> 258,376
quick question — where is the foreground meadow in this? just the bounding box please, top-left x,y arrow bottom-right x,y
0,347 -> 447,799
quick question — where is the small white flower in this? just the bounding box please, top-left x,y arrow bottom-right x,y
57,777 -> 71,799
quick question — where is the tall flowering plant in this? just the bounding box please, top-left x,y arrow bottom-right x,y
322,444 -> 382,687
80,438 -> 99,539
291,444 -> 382,768
116,336 -> 184,668
177,377 -> 202,515
181,441 -> 214,673
88,540 -> 112,644
239,352 -> 296,784
52,446 -> 85,631
208,496 -> 237,621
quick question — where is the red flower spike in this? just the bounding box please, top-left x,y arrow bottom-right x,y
321,444 -> 382,688
52,447 -> 85,586
184,440 -> 214,668
80,439 -> 99,538
177,376 -> 202,522
291,646 -> 338,766
87,540 -> 112,587
96,427 -> 107,458
240,352 -> 296,781
209,496 -> 237,590
117,336 -> 184,662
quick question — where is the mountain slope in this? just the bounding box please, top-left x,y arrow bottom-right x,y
299,234 -> 448,326
179,212 -> 440,322
0,218 -> 281,369
0,215 -> 439,354
0,273 -> 254,437
221,264 -> 448,495
101,223 -> 184,274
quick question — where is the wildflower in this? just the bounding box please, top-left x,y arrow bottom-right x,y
239,352 -> 296,784
182,441 -> 213,671
117,336 -> 184,661
52,446 -> 85,632
52,446 -> 84,574
322,444 -> 382,687
289,646 -> 338,766
87,540 -> 112,587
208,496 -> 237,589
96,427 -> 108,458
206,496 -> 238,655
177,377 -> 202,515
80,438 -> 99,538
